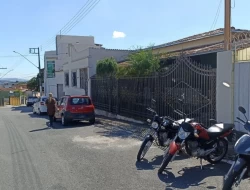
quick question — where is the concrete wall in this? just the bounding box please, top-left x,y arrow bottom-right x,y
234,62 -> 250,132
216,51 -> 233,124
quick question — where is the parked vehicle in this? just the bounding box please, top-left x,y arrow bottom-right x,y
54,95 -> 95,126
26,96 -> 38,107
137,99 -> 180,162
223,106 -> 250,189
33,96 -> 58,115
158,105 -> 234,174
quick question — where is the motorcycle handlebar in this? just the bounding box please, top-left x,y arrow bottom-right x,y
237,117 -> 245,124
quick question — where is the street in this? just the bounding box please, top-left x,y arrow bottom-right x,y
0,106 -> 248,190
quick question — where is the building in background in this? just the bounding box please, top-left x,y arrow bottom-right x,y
63,46 -> 130,96
44,51 -> 58,97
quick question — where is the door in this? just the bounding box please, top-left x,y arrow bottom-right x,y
57,84 -> 64,99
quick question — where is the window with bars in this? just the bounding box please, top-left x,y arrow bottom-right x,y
72,71 -> 77,87
65,72 -> 69,86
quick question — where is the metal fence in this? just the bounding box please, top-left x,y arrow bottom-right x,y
91,53 -> 217,126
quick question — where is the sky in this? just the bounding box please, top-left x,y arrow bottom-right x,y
0,0 -> 249,80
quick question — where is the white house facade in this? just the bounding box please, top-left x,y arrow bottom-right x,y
63,47 -> 130,96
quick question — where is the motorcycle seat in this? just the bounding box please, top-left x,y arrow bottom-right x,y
207,123 -> 234,138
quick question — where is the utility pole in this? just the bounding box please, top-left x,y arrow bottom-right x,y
224,0 -> 231,50
29,47 -> 42,96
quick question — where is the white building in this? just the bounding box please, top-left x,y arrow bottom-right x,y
63,46 -> 130,96
43,51 -> 58,97
44,34 -> 130,98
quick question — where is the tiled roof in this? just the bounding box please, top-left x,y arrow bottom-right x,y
153,27 -> 250,49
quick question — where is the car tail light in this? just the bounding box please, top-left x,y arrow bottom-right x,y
40,102 -> 44,105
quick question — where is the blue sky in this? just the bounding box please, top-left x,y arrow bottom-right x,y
0,0 -> 249,79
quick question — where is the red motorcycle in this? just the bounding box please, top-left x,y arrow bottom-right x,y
158,110 -> 234,174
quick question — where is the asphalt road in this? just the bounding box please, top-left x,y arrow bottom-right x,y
0,106 -> 249,190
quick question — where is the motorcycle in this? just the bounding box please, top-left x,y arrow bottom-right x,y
158,107 -> 234,174
223,106 -> 250,189
137,99 -> 180,162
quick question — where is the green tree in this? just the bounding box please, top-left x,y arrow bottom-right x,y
96,57 -> 118,77
27,77 -> 38,90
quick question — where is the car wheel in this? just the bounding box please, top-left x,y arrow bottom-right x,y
89,118 -> 95,125
38,109 -> 42,115
61,115 -> 68,126
33,107 -> 36,114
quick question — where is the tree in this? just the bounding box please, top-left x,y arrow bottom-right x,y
96,57 -> 118,77
27,77 -> 38,90
118,46 -> 161,77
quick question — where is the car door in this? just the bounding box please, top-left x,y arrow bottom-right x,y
34,98 -> 40,112
55,97 -> 65,119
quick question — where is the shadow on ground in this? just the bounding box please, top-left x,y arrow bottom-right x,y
135,153 -> 189,171
29,120 -> 92,132
11,106 -> 33,113
158,162 -> 230,189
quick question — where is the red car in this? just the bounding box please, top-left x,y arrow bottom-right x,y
54,95 -> 95,126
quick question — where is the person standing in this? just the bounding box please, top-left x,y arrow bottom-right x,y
45,93 -> 57,127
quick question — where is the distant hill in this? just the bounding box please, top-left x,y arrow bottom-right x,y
0,78 -> 28,83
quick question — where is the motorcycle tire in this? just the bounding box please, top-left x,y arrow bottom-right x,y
137,136 -> 153,162
206,138 -> 228,164
222,170 -> 240,190
158,153 -> 173,174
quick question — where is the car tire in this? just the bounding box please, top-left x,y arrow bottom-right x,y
33,107 -> 36,114
61,115 -> 68,126
38,109 -> 42,115
89,118 -> 95,125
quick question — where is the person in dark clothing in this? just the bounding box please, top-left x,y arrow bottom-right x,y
45,93 -> 57,127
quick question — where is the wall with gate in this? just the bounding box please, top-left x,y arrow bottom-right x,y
9,96 -> 20,106
91,53 -> 217,126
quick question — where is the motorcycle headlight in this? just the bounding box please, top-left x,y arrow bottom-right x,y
151,122 -> 158,129
178,127 -> 190,140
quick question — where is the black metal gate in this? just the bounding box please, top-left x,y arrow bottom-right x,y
91,53 -> 216,126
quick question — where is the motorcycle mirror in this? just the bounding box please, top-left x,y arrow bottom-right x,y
222,82 -> 230,88
238,106 -> 246,114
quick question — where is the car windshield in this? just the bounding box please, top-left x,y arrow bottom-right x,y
70,97 -> 91,105
28,97 -> 38,102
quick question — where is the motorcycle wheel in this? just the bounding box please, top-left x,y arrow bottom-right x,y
222,170 -> 241,190
158,153 -> 173,174
206,138 -> 228,164
136,136 -> 153,162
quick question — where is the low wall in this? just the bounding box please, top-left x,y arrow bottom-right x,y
95,109 -> 144,124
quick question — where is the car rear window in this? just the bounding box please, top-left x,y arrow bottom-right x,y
42,98 -> 47,102
70,97 -> 91,105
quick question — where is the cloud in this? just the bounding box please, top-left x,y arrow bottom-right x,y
112,31 -> 126,39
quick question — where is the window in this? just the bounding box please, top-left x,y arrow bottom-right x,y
42,97 -> 47,102
65,72 -> 69,86
72,71 -> 77,87
70,97 -> 91,105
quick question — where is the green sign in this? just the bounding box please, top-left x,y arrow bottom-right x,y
47,61 -> 55,78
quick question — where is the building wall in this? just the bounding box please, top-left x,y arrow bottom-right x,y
234,61 -> 250,132
63,48 -> 130,96
216,51 -> 233,124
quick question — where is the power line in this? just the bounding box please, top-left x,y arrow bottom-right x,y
0,55 -> 37,58
210,0 -> 223,30
40,0 -> 101,51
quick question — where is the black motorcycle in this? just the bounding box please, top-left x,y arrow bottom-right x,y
223,106 -> 250,189
137,100 -> 179,162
